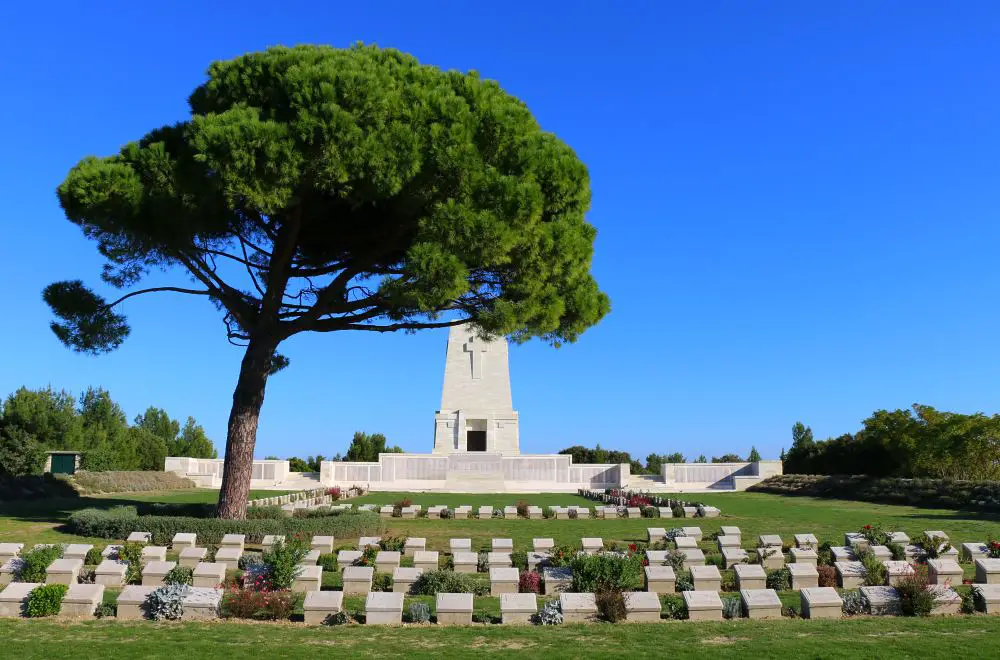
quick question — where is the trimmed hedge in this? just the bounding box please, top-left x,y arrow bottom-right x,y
72,470 -> 197,493
68,506 -> 382,544
748,474 -> 1000,511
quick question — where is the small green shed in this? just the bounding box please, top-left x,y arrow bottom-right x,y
45,451 -> 82,475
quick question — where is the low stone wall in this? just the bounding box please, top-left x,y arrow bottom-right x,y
661,461 -> 783,490
164,458 -> 290,489
320,454 -> 629,492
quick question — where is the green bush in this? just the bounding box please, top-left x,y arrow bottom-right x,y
661,594 -> 686,619
379,536 -> 406,552
408,601 -> 431,623
570,553 -> 642,593
860,551 -> 888,586
895,568 -> 937,616
84,547 -> 103,565
766,568 -> 791,591
25,584 -> 68,617
318,553 -> 337,572
262,538 -> 309,590
17,545 -> 64,583
373,573 -> 393,592
95,602 -> 117,618
412,570 -> 489,596
72,470 -> 197,493
67,506 -> 382,544
164,565 -> 194,586
118,541 -> 145,584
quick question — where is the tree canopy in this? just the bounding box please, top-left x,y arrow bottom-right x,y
784,405 -> 1000,480
0,386 -> 216,476
44,44 -> 609,518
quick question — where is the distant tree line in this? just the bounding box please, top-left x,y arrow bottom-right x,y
270,431 -> 403,471
0,386 -> 216,476
558,444 -> 763,474
783,405 -> 1000,480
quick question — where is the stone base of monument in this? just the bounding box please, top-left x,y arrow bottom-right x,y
303,591 -> 344,625
0,582 -> 39,617
500,593 -> 536,624
181,587 -> 222,620
366,592 -> 403,625
58,584 -> 103,619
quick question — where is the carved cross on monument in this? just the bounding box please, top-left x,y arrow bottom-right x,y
463,336 -> 489,379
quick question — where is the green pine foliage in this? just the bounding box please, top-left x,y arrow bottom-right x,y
43,44 -> 609,515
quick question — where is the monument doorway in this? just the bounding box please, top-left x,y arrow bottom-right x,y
466,430 -> 487,452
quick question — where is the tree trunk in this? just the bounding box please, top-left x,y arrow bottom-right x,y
216,338 -> 276,519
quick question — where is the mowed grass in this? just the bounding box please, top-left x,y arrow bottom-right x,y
2,489 -> 1000,554
2,616 -> 1000,659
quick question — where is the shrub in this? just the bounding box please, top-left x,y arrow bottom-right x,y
440,508 -> 454,519
95,602 -> 117,618
515,500 -> 529,518
675,572 -> 694,592
220,587 -> 295,620
84,547 -> 103,565
17,545 -> 64,583
817,565 -> 837,588
373,573 -> 393,592
67,507 -> 382,545
118,541 -> 145,584
595,588 -> 627,622
326,487 -> 341,501
238,551 -> 265,570
542,507 -> 555,519
147,585 -> 188,621
914,533 -> 951,560
379,536 -> 406,552
641,506 -> 657,518
895,566 -> 937,616
960,589 -> 976,614
249,506 -> 287,519
570,553 -> 642,593
25,584 -> 68,617
510,551 -> 528,572
841,590 -> 868,616
987,537 -> 1000,559
519,570 -> 541,594
492,506 -> 505,519
671,504 -> 685,518
721,596 -> 741,619
538,599 -> 563,625
661,594 -> 686,619
665,550 -> 686,572
766,568 -> 791,591
887,542 -> 906,561
567,508 -> 579,520
318,553 -> 337,572
357,546 -> 378,567
664,528 -> 686,541
477,552 -> 489,573
72,470 -> 197,493
262,538 -> 309,589
548,545 -> 575,567
858,523 -> 892,547
164,565 -> 194,586
816,542 -> 834,566
705,553 -> 723,569
324,610 -> 349,625
408,602 -> 431,623
720,569 -> 737,592
860,551 -> 888,587
412,570 -> 489,596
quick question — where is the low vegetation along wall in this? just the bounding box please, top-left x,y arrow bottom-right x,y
749,474 -> 1000,511
71,470 -> 198,494
67,506 -> 383,545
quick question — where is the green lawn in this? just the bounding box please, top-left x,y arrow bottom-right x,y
1,615 -> 999,659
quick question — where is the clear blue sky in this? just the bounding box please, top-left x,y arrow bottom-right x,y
2,2 -> 999,462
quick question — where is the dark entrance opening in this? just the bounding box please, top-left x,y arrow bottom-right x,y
467,430 -> 487,452
50,454 -> 76,475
